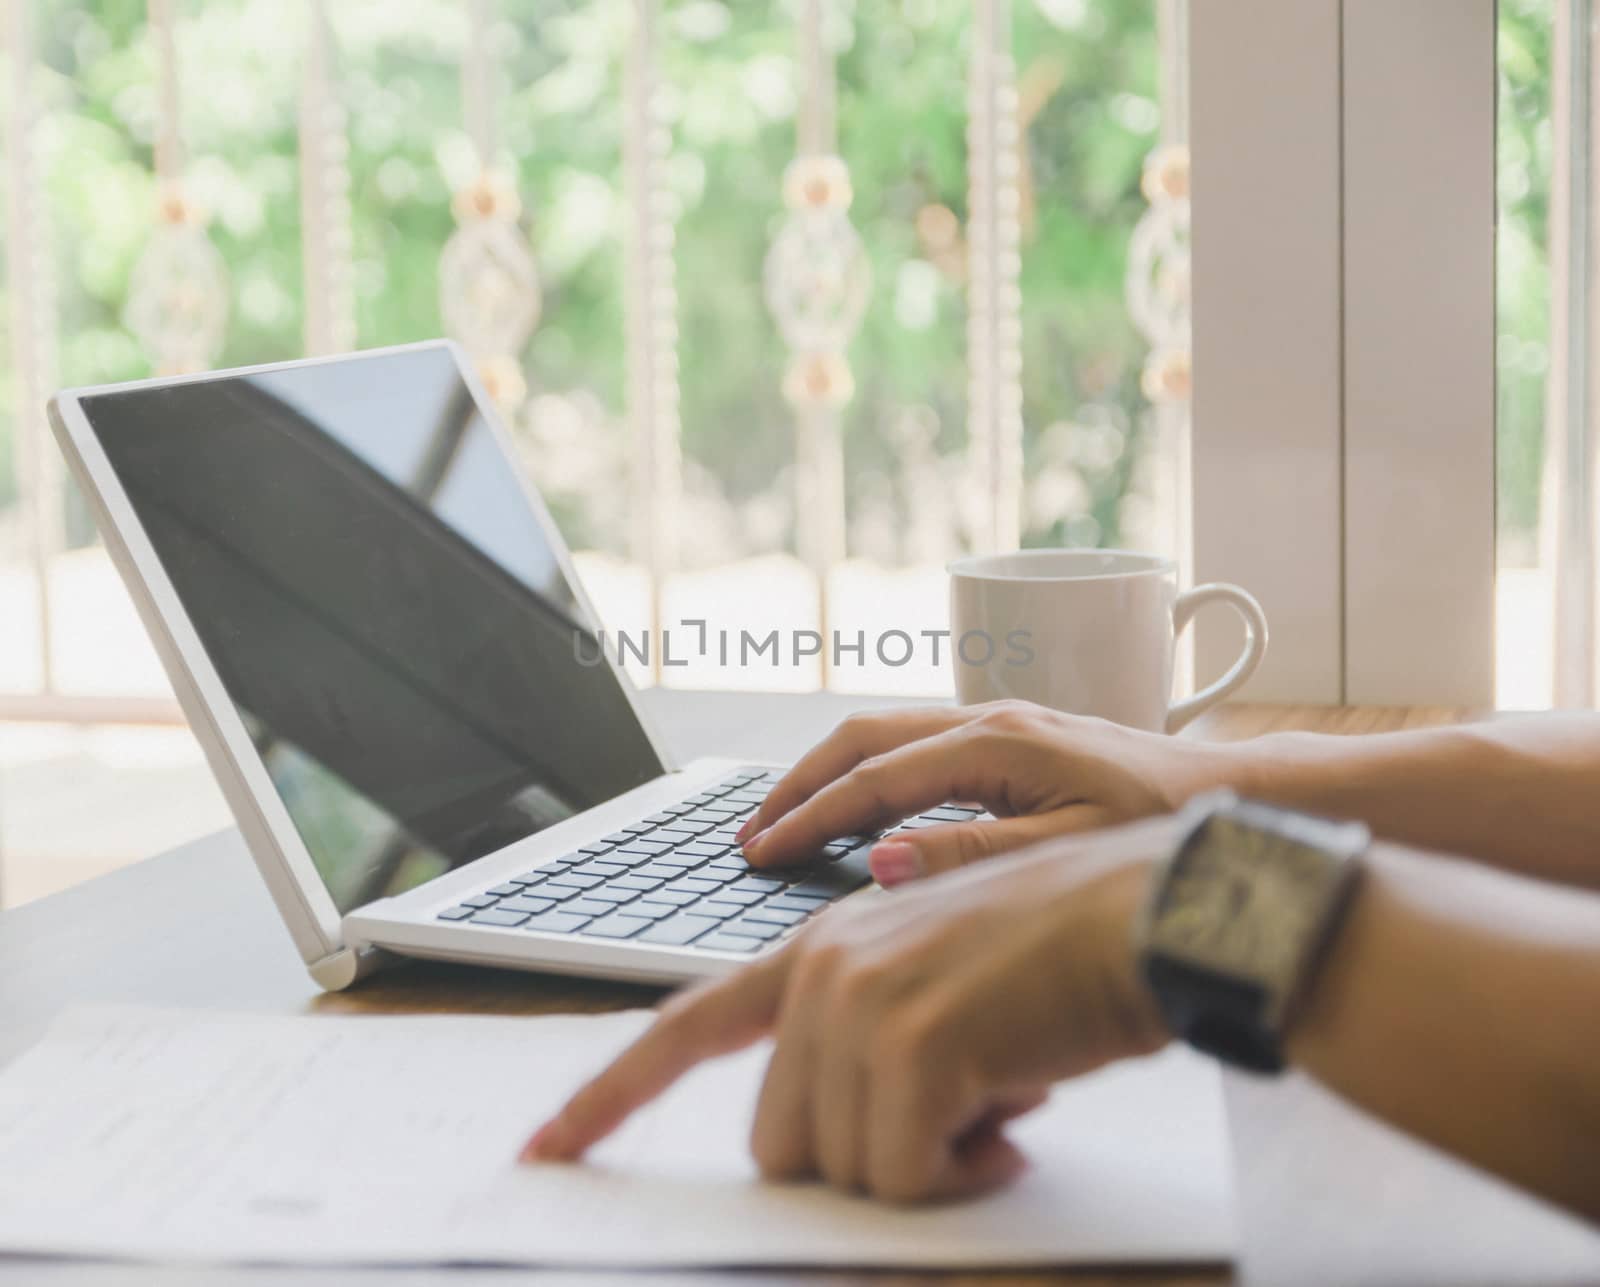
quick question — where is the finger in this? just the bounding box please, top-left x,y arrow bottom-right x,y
867,1083 -> 1036,1205
927,1121 -> 1030,1203
749,974 -> 825,1181
989,1086 -> 1051,1123
522,955 -> 788,1162
863,1024 -> 977,1203
868,807 -> 1106,887
815,1053 -> 868,1193
737,707 -> 972,844
814,999 -> 871,1192
744,726 -> 1008,868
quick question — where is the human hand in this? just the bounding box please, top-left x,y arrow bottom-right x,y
520,818 -> 1176,1203
737,701 -> 1229,884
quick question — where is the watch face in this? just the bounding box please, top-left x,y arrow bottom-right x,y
1154,816 -> 1338,980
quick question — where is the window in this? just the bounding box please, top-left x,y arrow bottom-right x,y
2,0 -> 1190,706
1500,0 -> 1600,710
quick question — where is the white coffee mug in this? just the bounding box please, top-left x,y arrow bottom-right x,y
948,548 -> 1268,733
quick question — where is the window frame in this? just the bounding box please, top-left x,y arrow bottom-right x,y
1189,0 -> 1498,706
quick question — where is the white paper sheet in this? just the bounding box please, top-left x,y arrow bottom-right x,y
0,1005 -> 1234,1268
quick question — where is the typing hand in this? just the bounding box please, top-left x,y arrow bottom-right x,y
735,701 -> 1226,884
520,820 -> 1173,1203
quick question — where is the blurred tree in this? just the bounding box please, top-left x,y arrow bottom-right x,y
0,0 -> 1554,571
1497,0 -> 1552,565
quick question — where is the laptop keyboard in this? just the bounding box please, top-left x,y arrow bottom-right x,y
434,767 -> 985,953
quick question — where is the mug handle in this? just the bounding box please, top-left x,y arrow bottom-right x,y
1165,584 -> 1269,734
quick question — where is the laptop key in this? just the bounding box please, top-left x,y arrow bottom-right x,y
677,841 -> 730,858
650,853 -> 703,871
706,854 -> 750,873
562,898 -> 618,918
744,906 -> 806,927
584,887 -> 640,906
638,915 -> 722,946
695,932 -> 764,953
767,896 -> 828,914
579,914 -> 653,939
626,901 -> 680,920
437,905 -> 477,921
730,875 -> 785,894
656,822 -> 714,839
518,880 -> 580,902
617,839 -> 672,856
666,876 -> 721,896
642,811 -> 677,825
460,893 -> 499,909
721,919 -> 786,941
499,895 -> 558,916
642,888 -> 699,907
689,900 -> 743,920
787,851 -> 872,900
612,875 -> 664,892
485,883 -> 524,898
604,851 -> 657,869
523,911 -> 591,934
470,908 -> 532,927
573,860 -> 628,878
679,810 -> 728,827
546,872 -> 604,891
578,842 -> 614,855
660,814 -> 715,830
704,887 -> 763,906
786,877 -> 860,902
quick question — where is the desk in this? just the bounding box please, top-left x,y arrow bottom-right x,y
3,694 -> 1598,1287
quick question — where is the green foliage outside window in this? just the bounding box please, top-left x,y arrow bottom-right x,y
0,0 -> 1557,571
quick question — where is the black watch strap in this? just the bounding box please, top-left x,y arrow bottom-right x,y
1140,955 -> 1286,1074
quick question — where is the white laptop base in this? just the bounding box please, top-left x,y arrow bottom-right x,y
346,757 -> 988,987
347,758 -> 840,987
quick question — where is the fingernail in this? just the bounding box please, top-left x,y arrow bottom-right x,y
519,1122 -> 560,1163
741,827 -> 769,856
869,840 -> 924,888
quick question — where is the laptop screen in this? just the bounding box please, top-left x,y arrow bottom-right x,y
81,346 -> 666,913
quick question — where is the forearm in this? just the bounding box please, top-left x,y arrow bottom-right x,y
1210,716 -> 1600,886
1286,840 -> 1600,1221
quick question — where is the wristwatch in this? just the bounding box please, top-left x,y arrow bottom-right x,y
1136,791 -> 1369,1074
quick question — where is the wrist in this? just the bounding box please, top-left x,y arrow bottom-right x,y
1155,736 -> 1267,815
1182,732 -> 1301,807
1083,843 -> 1170,1056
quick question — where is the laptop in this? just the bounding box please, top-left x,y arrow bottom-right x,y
49,342 -> 974,990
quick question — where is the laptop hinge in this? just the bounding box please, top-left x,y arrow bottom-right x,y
308,943 -> 398,992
